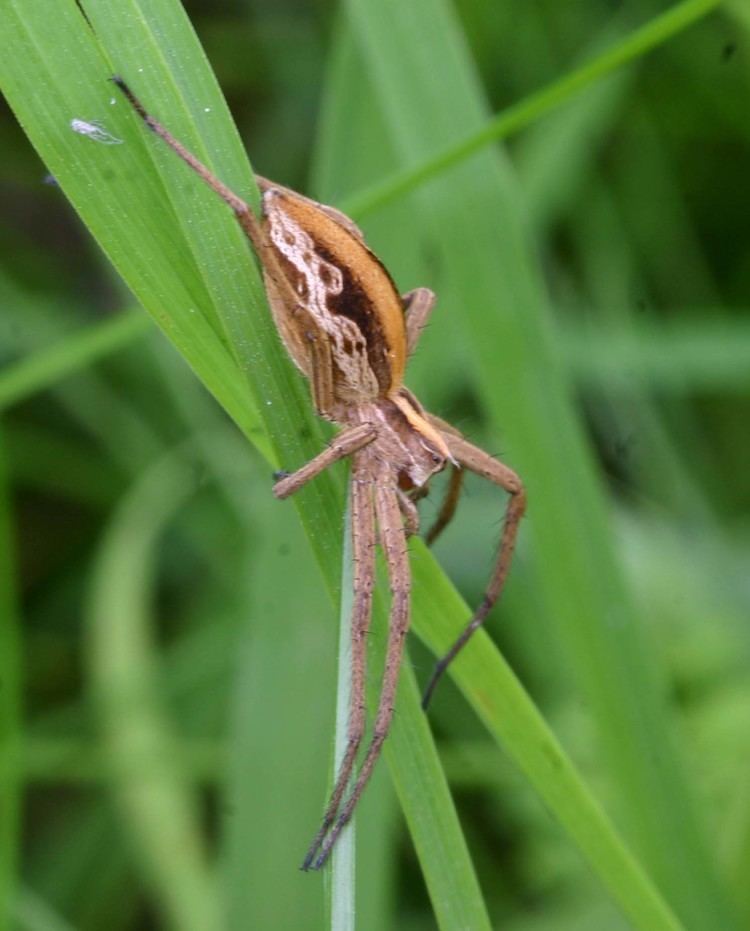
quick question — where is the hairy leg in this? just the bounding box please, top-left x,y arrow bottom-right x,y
273,423 -> 376,498
421,428 -> 526,709
312,470 -> 412,868
305,328 -> 336,417
113,78 -> 337,419
301,459 -> 376,869
425,465 -> 464,545
402,287 -> 436,355
396,488 -> 420,537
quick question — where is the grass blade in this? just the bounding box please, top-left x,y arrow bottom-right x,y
330,495 -> 356,931
341,0 -> 725,219
344,0 -> 733,926
0,310 -> 150,412
0,426 -> 22,931
86,449 -> 220,931
13,887 -> 77,931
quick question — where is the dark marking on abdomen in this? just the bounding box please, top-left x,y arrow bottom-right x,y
313,241 -> 393,393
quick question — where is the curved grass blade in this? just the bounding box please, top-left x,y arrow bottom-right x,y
86,449 -> 220,931
341,0 -> 725,220
0,310 -> 150,413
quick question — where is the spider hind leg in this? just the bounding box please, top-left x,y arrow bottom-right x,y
425,464 -> 464,545
421,424 -> 525,709
311,471 -> 412,869
300,457 -> 376,870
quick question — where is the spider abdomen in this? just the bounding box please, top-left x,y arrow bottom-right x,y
261,188 -> 408,410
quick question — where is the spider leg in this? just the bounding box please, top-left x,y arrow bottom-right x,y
113,79 -> 337,421
306,330 -> 337,418
300,457 -> 376,870
262,272 -> 338,419
112,77 -> 269,256
396,488 -> 420,537
312,471 -> 411,869
402,287 -> 436,355
421,427 -> 526,710
425,465 -> 464,546
273,423 -> 376,498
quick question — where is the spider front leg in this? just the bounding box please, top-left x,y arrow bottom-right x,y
312,465 -> 412,869
272,422 -> 375,498
301,458 -> 376,870
421,423 -> 526,709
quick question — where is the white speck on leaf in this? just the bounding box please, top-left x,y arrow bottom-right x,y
69,119 -> 123,145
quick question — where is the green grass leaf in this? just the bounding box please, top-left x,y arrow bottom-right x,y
340,0 -> 725,219
329,496 -> 357,931
343,0 -> 733,926
86,449 -> 221,931
0,310 -> 150,412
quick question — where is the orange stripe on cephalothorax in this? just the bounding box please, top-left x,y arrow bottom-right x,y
392,394 -> 454,464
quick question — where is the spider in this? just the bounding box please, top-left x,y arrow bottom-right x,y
114,77 -> 526,871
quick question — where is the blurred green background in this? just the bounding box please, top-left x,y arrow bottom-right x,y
1,0 -> 750,929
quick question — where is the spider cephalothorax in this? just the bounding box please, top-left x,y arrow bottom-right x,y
114,76 -> 526,870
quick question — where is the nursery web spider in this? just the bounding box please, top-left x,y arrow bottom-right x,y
114,77 -> 526,870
